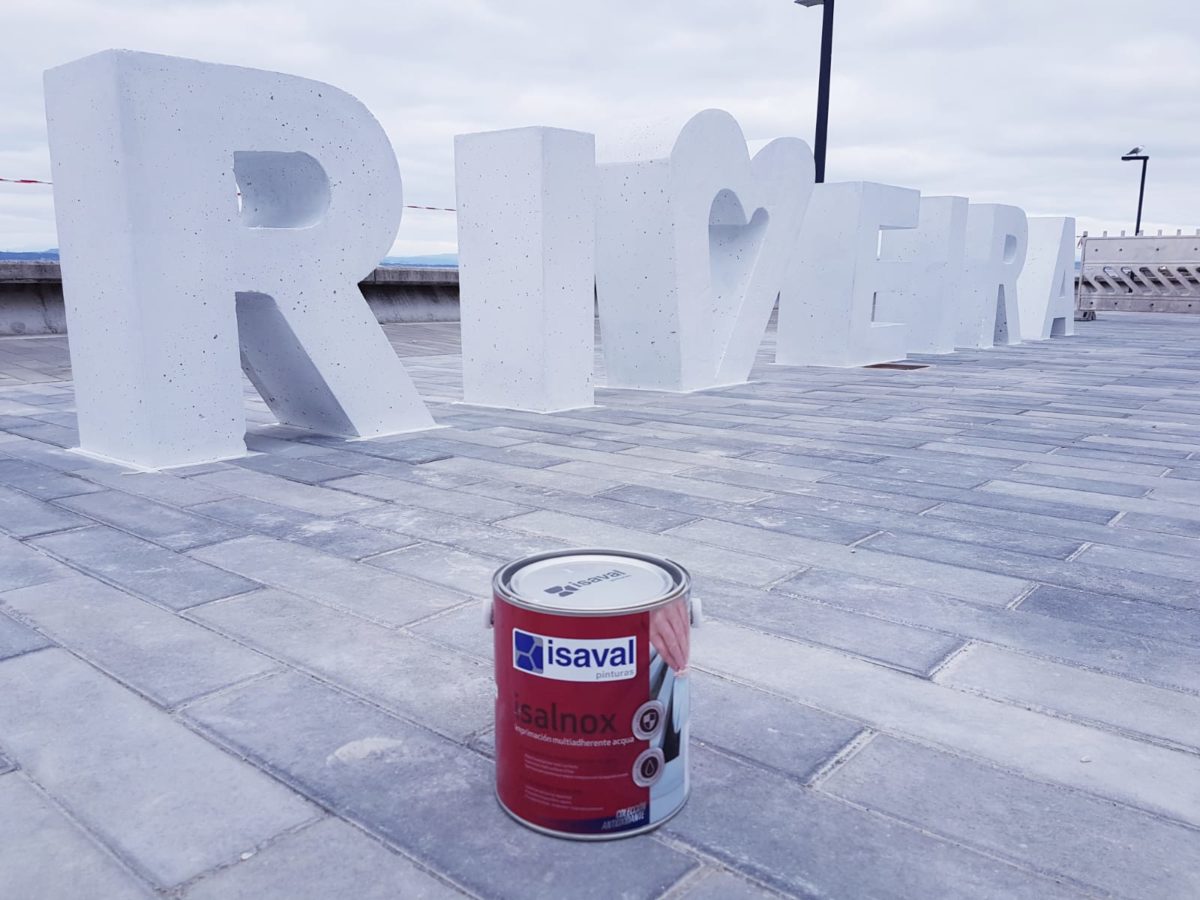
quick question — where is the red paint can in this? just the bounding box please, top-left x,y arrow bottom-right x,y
487,549 -> 697,839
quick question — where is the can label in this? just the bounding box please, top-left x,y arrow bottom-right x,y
494,595 -> 690,837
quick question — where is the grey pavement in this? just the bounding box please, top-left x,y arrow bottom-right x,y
1,313 -> 1199,898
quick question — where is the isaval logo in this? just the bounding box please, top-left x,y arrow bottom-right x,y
513,629 -> 544,673
512,628 -> 637,682
543,569 -> 630,598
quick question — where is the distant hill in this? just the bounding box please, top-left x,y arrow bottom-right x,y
380,253 -> 458,268
0,249 -> 59,260
0,249 -> 458,268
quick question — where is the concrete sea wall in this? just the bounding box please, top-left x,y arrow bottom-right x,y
0,261 -> 460,335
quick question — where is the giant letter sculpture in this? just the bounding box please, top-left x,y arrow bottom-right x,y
456,127 -> 597,412
44,50 -> 434,469
595,110 -> 813,391
958,204 -> 1028,349
876,195 -> 968,355
1018,217 -> 1076,340
776,182 -> 919,367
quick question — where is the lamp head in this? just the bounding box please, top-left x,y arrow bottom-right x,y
1121,146 -> 1148,160
794,0 -> 826,6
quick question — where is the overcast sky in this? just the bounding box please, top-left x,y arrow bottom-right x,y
2,0 -> 1197,255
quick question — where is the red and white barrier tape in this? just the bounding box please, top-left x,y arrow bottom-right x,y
0,177 -> 53,185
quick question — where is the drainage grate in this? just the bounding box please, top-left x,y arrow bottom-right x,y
864,362 -> 931,370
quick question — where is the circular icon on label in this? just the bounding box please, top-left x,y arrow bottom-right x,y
632,748 -> 665,787
632,700 -> 665,740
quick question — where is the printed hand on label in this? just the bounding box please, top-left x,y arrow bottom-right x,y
649,598 -> 690,673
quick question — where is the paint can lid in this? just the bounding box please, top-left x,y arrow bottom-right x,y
496,549 -> 687,615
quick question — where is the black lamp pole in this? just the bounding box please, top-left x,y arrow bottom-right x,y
795,0 -> 835,183
1120,149 -> 1149,236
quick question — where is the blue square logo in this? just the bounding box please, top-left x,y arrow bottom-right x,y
513,629 -> 544,674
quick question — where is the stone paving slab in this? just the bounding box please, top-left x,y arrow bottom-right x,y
983,477 -> 1200,521
54,489 -> 247,550
365,540 -> 504,595
0,483 -> 90,536
184,670 -> 699,899
189,495 -> 417,559
0,606 -> 52,660
0,530 -> 74,592
0,455 -> 103,499
29,526 -> 259,610
667,747 -> 1088,899
0,774 -> 153,900
748,488 -> 1087,558
924,497 -> 1200,558
330,472 -> 537,519
602,483 -> 881,544
501,510 -> 807,586
676,869 -> 782,899
670,516 -> 1031,604
82,467 -> 239,506
189,466 -> 385,516
781,567 -> 1200,695
190,534 -> 471,626
0,576 -> 277,707
1,313 -> 1199,897
689,672 -> 866,782
1019,582 -> 1200,644
348,504 -> 577,559
405,601 -> 494,661
690,575 -> 962,676
935,642 -> 1200,750
861,530 -> 1200,609
695,620 -> 1200,828
1076,540 -> 1200,580
823,735 -> 1200,899
187,589 -> 493,740
0,649 -> 317,888
1116,509 -> 1200,537
183,817 -> 463,900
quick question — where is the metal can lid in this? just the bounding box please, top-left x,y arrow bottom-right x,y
496,549 -> 686,615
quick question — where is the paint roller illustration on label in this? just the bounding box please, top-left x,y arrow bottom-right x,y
485,549 -> 700,839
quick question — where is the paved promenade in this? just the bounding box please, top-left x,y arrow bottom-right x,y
1,313 -> 1198,899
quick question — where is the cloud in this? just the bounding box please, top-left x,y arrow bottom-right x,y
1,0 -> 1197,251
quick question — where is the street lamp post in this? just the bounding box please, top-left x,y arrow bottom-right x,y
1120,147 -> 1149,236
795,0 -> 835,183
